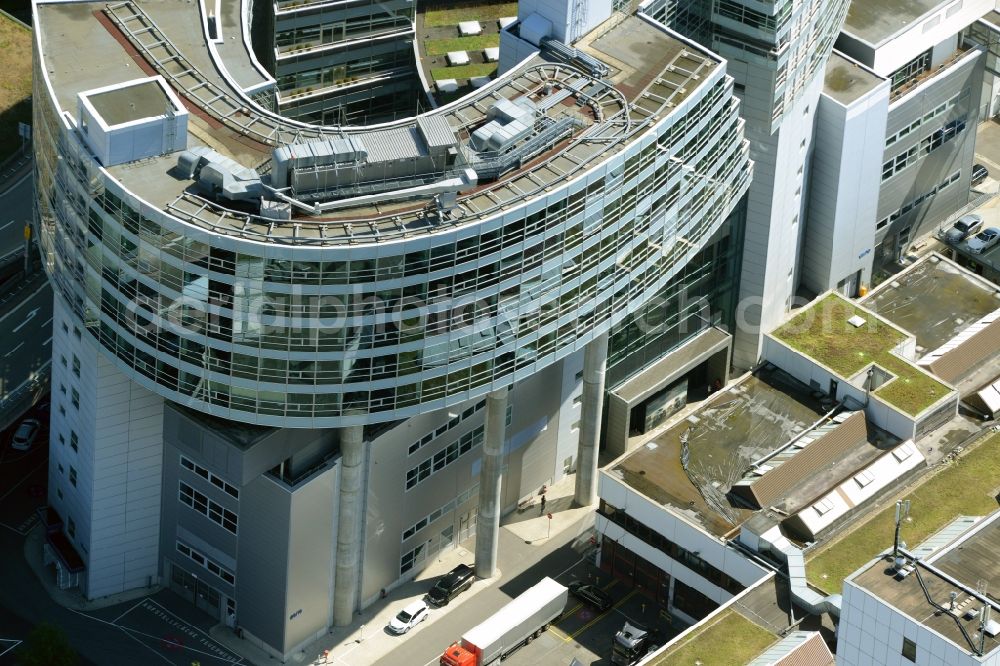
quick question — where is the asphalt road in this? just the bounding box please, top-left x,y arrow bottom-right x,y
0,275 -> 52,403
0,169 -> 32,261
374,525 -> 598,666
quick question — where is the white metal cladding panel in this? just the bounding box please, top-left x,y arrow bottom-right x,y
49,293 -> 99,571
87,353 -> 164,598
801,78 -> 887,295
869,0 -> 993,76
619,486 -> 768,587
734,78 -> 825,368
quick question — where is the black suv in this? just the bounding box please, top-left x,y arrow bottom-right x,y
427,564 -> 475,606
569,581 -> 613,612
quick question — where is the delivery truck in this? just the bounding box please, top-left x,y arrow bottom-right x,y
439,577 -> 568,666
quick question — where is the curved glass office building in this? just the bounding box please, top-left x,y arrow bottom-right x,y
33,0 -> 751,658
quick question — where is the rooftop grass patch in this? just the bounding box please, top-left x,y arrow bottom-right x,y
649,609 -> 775,666
423,2 -> 518,28
431,63 -> 497,81
423,35 -> 499,56
0,14 -> 32,161
771,293 -> 951,416
806,429 -> 1000,595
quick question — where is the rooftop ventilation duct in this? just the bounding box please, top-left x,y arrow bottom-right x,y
176,146 -> 264,202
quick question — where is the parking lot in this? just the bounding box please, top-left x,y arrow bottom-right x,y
506,560 -> 677,666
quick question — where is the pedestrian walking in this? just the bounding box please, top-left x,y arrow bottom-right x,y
540,494 -> 547,515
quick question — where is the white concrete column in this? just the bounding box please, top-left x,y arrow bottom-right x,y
474,388 -> 508,580
574,332 -> 608,507
333,424 -> 365,627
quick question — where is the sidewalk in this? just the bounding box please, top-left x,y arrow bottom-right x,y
208,474 -> 597,666
23,522 -> 162,613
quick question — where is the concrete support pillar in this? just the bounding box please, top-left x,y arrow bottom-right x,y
474,388 -> 509,580
574,332 -> 609,507
333,424 -> 365,627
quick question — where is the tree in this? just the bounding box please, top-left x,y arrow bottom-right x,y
17,622 -> 78,666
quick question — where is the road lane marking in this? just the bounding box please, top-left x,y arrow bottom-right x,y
0,458 -> 47,502
0,170 -> 31,198
69,604 -> 246,664
43,336 -> 52,346
548,625 -> 572,641
11,307 -> 38,333
0,282 -> 49,327
111,599 -> 147,624
41,316 -> 52,327
4,342 -> 23,357
0,639 -> 22,657
117,627 -> 174,666
0,221 -> 13,232
565,588 -> 637,642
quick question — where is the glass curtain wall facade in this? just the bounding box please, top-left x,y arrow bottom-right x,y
33,63 -> 751,429
251,0 -> 419,124
646,0 -> 849,129
606,202 -> 745,387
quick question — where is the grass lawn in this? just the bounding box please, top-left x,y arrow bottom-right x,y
649,610 -> 776,665
772,293 -> 951,416
807,430 -> 1000,595
423,35 -> 499,56
431,63 -> 497,81
0,14 -> 31,161
423,2 -> 518,28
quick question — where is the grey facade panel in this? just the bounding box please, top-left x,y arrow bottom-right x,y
874,51 -> 985,271
284,466 -> 337,653
360,360 -> 566,604
235,475 -> 293,652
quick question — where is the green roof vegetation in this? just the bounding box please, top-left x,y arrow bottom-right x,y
0,14 -> 31,160
431,63 -> 498,81
771,293 -> 951,416
423,35 -> 499,56
807,429 -> 1000,595
423,2 -> 518,28
649,610 -> 776,665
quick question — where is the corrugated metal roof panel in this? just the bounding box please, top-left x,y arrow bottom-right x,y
361,128 -> 424,162
748,631 -> 834,666
417,115 -> 458,149
929,317 -> 1000,384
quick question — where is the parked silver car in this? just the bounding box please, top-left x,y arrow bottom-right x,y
967,227 -> 1000,254
944,214 -> 983,244
11,418 -> 41,451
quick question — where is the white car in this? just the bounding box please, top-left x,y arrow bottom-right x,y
967,227 -> 1000,254
387,600 -> 429,635
11,418 -> 41,451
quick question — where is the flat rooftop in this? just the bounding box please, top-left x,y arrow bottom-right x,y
771,293 -> 952,416
823,51 -> 884,105
850,514 -> 1000,659
36,1 -> 723,246
609,367 -> 825,537
862,255 -> 1000,354
85,79 -> 173,126
844,0 -> 947,46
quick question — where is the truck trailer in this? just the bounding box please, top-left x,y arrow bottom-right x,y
440,577 -> 568,666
